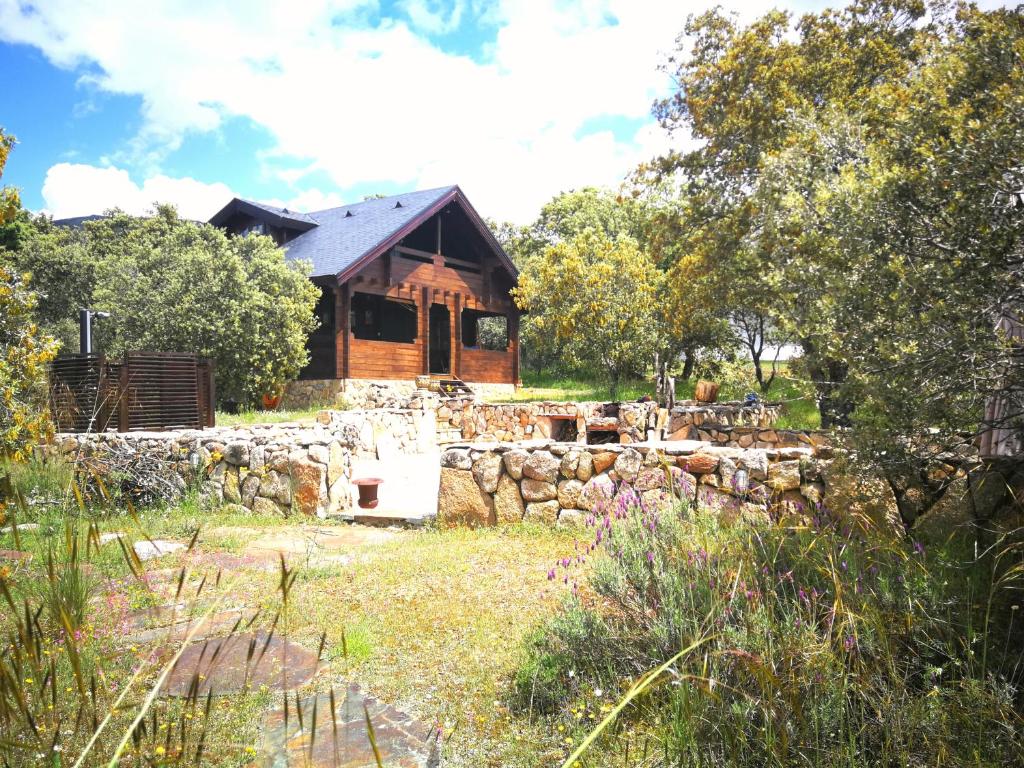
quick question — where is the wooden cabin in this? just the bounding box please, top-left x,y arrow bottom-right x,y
210,186 -> 520,388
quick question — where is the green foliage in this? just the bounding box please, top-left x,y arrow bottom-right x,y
513,231 -> 664,397
9,206 -> 319,404
521,492 -> 1024,766
644,1 -> 1024,523
0,266 -> 59,458
0,128 -> 19,225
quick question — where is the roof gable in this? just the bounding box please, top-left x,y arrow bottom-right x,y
209,198 -> 318,231
209,186 -> 516,282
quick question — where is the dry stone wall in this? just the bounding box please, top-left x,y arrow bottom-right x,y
283,378 -> 515,410
437,440 -> 828,528
316,408 -> 437,457
52,421 -> 360,518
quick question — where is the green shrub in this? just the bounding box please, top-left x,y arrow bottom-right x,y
520,489 -> 1024,766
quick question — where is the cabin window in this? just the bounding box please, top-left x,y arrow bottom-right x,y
351,292 -> 418,343
462,309 -> 508,351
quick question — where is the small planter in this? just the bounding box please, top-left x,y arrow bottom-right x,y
261,392 -> 282,410
694,380 -> 721,404
353,477 -> 383,509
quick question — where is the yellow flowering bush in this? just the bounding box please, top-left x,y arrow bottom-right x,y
0,265 -> 58,458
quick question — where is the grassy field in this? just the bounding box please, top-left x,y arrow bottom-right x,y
215,405 -> 325,426
506,367 -> 821,429
0,467 -> 580,766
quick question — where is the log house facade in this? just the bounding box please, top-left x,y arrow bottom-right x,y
210,186 -> 520,387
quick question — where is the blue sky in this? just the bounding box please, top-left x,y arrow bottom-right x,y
0,0 -> 1013,223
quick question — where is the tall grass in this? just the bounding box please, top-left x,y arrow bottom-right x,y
517,487 -> 1024,766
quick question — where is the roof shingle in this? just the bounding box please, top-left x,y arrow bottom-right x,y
283,186 -> 458,278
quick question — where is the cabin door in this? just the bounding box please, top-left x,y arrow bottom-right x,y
429,303 -> 451,375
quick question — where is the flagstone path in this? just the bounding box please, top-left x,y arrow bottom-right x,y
120,522 -> 437,766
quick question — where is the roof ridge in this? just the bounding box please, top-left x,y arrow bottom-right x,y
307,185 -> 457,216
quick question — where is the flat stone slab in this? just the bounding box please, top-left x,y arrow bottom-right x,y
245,525 -> 399,557
134,539 -> 186,561
258,685 -> 438,767
160,630 -> 319,696
127,608 -> 248,646
0,523 -> 40,534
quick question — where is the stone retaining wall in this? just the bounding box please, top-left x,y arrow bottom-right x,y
282,378 -> 516,410
316,408 -> 437,457
53,421 -> 360,518
437,440 -> 827,528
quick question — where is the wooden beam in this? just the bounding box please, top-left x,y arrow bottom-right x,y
510,307 -> 521,384
383,247 -> 394,287
421,286 -> 430,375
338,282 -> 351,379
396,245 -> 437,260
436,213 -> 442,255
454,292 -> 461,378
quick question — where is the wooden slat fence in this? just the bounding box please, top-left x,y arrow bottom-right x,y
49,352 -> 215,433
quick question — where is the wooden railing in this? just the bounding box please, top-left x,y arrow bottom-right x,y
49,352 -> 215,433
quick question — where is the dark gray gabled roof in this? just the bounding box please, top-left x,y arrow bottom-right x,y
208,198 -> 318,230
285,186 -> 459,278
210,185 -> 517,281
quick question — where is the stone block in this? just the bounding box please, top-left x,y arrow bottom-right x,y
767,460 -> 801,492
612,448 -> 642,484
223,465 -> 242,504
525,500 -> 560,524
289,456 -> 326,516
252,496 -> 285,516
522,478 -> 557,502
679,452 -> 718,475
560,451 -> 580,478
472,452 -> 504,494
557,479 -> 584,509
557,509 -> 587,527
592,451 -> 616,474
579,474 -> 616,512
240,473 -> 260,507
494,473 -> 525,524
523,451 -> 560,483
223,441 -> 250,466
441,448 -> 472,470
576,451 -> 594,482
437,468 -> 495,527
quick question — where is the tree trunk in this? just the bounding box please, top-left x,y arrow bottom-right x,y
681,348 -> 695,381
802,341 -> 852,427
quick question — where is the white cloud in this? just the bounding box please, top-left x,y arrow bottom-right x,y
3,0 -> 845,222
41,163 -> 235,220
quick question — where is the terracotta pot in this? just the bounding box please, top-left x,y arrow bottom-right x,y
694,380 -> 720,404
261,392 -> 282,410
353,477 -> 383,509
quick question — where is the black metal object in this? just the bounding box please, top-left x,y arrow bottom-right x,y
78,308 -> 110,354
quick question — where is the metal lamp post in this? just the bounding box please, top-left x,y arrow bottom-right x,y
78,309 -> 110,354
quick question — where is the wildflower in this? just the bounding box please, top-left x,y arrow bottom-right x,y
913,541 -> 926,556
646,551 -> 655,564
155,746 -> 165,756
843,635 -> 856,652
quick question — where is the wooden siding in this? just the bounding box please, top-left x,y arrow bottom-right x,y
347,338 -> 422,380
327,244 -> 519,385
460,348 -> 515,383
